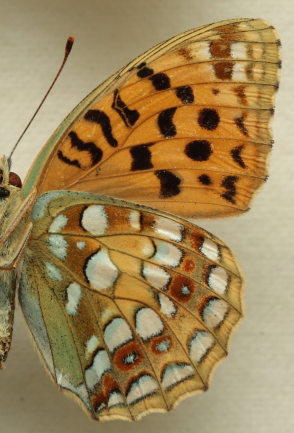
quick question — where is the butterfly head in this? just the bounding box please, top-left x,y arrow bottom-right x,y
0,157 -> 24,242
0,156 -> 22,200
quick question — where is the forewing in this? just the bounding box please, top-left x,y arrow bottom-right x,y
22,18 -> 280,218
19,191 -> 243,420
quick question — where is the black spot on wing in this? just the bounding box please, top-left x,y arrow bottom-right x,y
58,131 -> 103,168
176,86 -> 194,104
130,143 -> 154,171
79,206 -> 88,232
234,114 -> 249,137
155,170 -> 181,198
112,90 -> 140,128
185,140 -> 212,162
198,174 -> 212,185
149,73 -> 171,90
198,108 -> 220,131
221,175 -> 238,203
158,107 -> 177,138
137,62 -> 154,78
231,145 -> 246,168
58,150 -> 81,168
84,110 -> 118,147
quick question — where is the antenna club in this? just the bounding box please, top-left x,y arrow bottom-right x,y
65,37 -> 75,57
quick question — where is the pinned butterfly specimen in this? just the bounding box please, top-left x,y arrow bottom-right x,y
0,18 -> 280,421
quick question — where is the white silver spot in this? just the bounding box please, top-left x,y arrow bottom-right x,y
232,62 -> 247,81
202,299 -> 229,327
158,293 -> 177,318
49,214 -> 68,233
208,266 -> 228,295
48,234 -> 68,259
86,335 -> 99,355
136,308 -> 164,341
45,262 -> 62,281
231,42 -> 247,59
181,285 -> 190,295
96,402 -> 106,413
85,350 -> 111,390
153,241 -> 182,267
81,205 -> 108,235
77,241 -> 85,250
66,283 -> 82,316
142,263 -> 170,290
161,363 -> 194,390
108,391 -> 124,408
153,217 -> 183,242
141,239 -> 155,257
156,339 -> 170,352
126,375 -> 158,405
189,330 -> 214,362
200,238 -> 219,261
129,210 -> 141,230
104,317 -> 133,354
124,353 -> 136,364
197,42 -> 211,59
85,248 -> 118,291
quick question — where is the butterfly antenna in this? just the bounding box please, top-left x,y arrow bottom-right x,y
8,36 -> 75,164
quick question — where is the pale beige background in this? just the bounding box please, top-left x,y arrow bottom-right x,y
0,0 -> 293,432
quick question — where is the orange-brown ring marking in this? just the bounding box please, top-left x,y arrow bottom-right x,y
151,335 -> 172,354
169,275 -> 195,303
113,341 -> 143,372
182,258 -> 196,273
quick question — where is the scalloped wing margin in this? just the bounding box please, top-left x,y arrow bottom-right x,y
19,190 -> 243,420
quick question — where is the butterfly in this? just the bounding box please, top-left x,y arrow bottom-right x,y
0,18 -> 280,421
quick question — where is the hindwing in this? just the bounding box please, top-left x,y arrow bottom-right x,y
19,190 -> 243,420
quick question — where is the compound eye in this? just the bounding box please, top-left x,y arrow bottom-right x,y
9,172 -> 22,188
0,187 -> 10,199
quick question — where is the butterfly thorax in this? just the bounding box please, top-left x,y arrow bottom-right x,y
0,156 -> 37,365
0,156 -> 34,270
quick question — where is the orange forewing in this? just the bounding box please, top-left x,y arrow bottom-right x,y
24,18 -> 280,218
